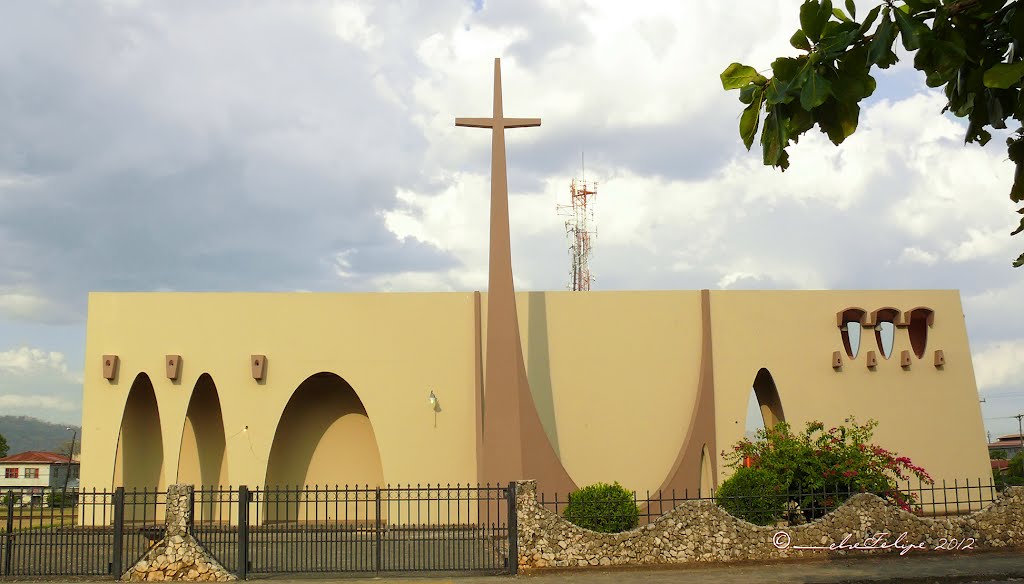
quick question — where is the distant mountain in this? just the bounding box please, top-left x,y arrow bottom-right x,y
0,416 -> 81,456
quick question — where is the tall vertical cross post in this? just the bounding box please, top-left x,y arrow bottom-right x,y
456,59 -> 575,494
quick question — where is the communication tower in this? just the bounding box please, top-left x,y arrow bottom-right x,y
557,160 -> 597,291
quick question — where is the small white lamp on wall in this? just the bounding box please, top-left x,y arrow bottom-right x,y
428,390 -> 440,427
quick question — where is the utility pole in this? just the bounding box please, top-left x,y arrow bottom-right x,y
62,428 -> 77,500
1015,414 -> 1024,452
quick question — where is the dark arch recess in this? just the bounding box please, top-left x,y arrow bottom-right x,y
112,373 -> 164,491
905,307 -> 935,359
752,368 -> 785,429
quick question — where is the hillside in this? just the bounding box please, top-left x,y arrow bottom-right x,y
0,416 -> 81,456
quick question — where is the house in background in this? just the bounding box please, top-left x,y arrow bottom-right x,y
0,451 -> 80,506
988,434 -> 1024,460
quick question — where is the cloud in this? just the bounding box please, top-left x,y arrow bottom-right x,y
0,346 -> 83,424
974,340 -> 1024,392
0,346 -> 81,383
0,394 -> 76,412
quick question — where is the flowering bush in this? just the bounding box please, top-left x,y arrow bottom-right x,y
720,417 -> 932,519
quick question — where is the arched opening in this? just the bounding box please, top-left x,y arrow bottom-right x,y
177,374 -> 229,521
906,307 -> 934,359
699,444 -> 714,497
264,372 -> 384,521
870,308 -> 900,360
747,368 -> 785,432
112,373 -> 164,521
837,308 -> 866,359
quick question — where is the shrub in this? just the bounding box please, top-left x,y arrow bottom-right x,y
46,492 -> 70,508
562,482 -> 639,533
990,450 -> 1008,460
722,417 -> 933,519
715,467 -> 788,526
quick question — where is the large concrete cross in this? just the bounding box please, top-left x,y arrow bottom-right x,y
456,59 -> 575,494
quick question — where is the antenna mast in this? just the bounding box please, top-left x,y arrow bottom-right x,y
557,154 -> 597,291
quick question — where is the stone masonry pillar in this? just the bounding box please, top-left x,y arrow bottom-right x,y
123,484 -> 235,582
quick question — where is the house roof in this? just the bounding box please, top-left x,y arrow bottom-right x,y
0,451 -> 77,464
992,459 -> 1010,471
997,434 -> 1024,442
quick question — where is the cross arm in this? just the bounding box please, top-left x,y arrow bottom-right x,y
455,118 -> 495,128
504,118 -> 541,128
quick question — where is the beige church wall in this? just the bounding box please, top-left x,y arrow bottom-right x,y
81,292 -> 481,492
480,291 -> 704,495
708,290 -> 992,489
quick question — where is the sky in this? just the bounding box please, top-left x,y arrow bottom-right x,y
0,0 -> 1021,442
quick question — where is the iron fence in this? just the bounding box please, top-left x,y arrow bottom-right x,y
245,484 -> 513,576
0,477 -> 1012,579
540,477 -> 1008,528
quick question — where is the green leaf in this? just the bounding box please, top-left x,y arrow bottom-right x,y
845,0 -> 856,20
761,107 -> 790,168
765,57 -> 804,104
983,61 -> 1024,89
857,5 -> 881,35
1013,251 -> 1023,268
814,98 -> 860,145
800,0 -> 833,43
790,29 -> 812,51
739,84 -> 759,104
869,10 -> 899,68
721,63 -> 766,90
893,7 -> 931,51
801,71 -> 833,109
833,7 -> 852,22
740,93 -> 764,150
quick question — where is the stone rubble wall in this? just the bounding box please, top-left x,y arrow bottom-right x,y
123,484 -> 236,582
515,480 -> 1024,570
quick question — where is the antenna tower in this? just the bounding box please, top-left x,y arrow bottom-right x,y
557,156 -> 597,291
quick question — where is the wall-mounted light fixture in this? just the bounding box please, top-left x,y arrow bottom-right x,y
428,390 -> 438,410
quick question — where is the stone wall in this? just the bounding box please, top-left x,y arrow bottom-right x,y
515,480 -> 1024,570
123,484 -> 235,582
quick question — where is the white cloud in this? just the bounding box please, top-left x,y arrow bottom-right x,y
0,346 -> 82,384
0,394 -> 76,412
331,1 -> 380,51
974,340 -> 1024,391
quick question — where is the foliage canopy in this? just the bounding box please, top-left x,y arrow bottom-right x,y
721,0 -> 1024,267
721,417 -> 933,519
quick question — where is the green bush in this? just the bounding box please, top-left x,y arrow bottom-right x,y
562,482 -> 639,533
715,467 -> 788,526
46,492 -> 70,508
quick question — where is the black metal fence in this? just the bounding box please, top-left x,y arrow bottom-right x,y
0,487 -> 168,578
187,484 -> 514,578
0,478 -> 1012,579
540,477 -> 1007,528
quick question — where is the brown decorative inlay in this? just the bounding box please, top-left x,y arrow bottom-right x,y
900,350 -> 912,369
102,355 -> 119,380
934,350 -> 946,367
655,289 -> 717,496
832,351 -> 843,369
459,59 -> 574,495
165,355 -> 182,381
865,350 -> 878,368
251,355 -> 267,380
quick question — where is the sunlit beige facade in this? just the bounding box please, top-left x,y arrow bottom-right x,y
80,288 -> 991,496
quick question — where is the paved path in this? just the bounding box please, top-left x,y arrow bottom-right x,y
254,550 -> 1024,583
44,549 -> 1024,583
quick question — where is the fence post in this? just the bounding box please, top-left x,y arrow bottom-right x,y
507,483 -> 518,575
4,489 -> 14,577
237,485 -> 249,581
111,488 -> 125,576
374,487 -> 382,575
